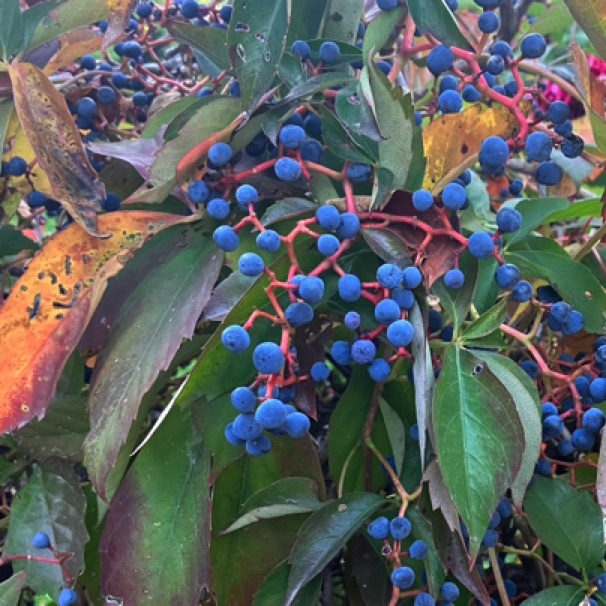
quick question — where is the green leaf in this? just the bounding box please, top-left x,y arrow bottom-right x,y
212,439 -> 324,606
0,102 -> 15,176
222,478 -> 322,534
336,82 -> 382,143
519,585 -> 585,606
321,0 -> 364,44
432,253 -> 479,338
0,572 -> 27,606
129,97 -> 242,203
378,398 -> 406,478
407,0 -> 473,50
473,257 -> 499,314
545,198 -> 602,223
5,460 -> 88,599
365,61 -> 415,209
0,0 -> 24,59
262,197 -> 318,226
505,198 -> 571,246
277,52 -> 307,89
562,0 -> 606,59
285,493 -> 384,605
100,405 -> 211,605
460,298 -> 508,343
286,73 -> 358,103
0,225 -> 38,259
363,6 -> 405,60
80,485 -> 107,605
346,534 -> 392,604
403,126 -> 427,193
287,0 -> 326,43
472,352 -> 541,506
228,0 -> 289,112
254,561 -> 322,606
525,476 -> 603,571
306,38 -> 362,66
142,96 -> 203,140
168,21 -> 230,71
434,346 -> 524,557
84,226 -> 223,500
362,226 -> 413,267
505,237 -> 606,333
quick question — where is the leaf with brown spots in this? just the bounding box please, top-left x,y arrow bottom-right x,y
43,27 -> 103,74
0,211 -> 187,436
103,0 -> 137,50
9,62 -> 105,236
423,102 -> 531,192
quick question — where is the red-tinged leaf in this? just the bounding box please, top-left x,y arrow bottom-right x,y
9,63 -> 105,236
0,211 -> 187,436
103,0 -> 137,50
364,191 -> 466,287
42,26 -> 104,74
100,405 -> 212,605
84,225 -> 223,501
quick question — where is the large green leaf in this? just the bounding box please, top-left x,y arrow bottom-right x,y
505,198 -> 570,246
407,0 -> 473,49
287,0 -> 326,43
129,97 -> 242,203
321,0 -> 364,44
0,572 -> 27,606
505,237 -> 606,333
222,477 -> 322,534
362,5 -> 405,60
0,0 -> 23,60
473,257 -> 499,314
254,560 -> 322,606
228,0 -> 289,112
460,298 -> 508,344
433,346 -> 525,557
212,439 -> 324,606
285,493 -> 384,605
525,476 -> 603,571
335,81 -> 382,143
519,585 -> 585,605
365,61 -> 415,209
5,460 -> 88,599
286,73 -> 358,103
100,405 -> 211,605
563,0 -> 606,59
168,22 -> 230,71
84,225 -> 223,501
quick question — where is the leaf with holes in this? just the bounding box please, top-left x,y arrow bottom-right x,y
0,211 -> 186,435
5,460 -> 88,599
321,0 -> 364,43
434,346 -> 525,558
9,63 -> 106,235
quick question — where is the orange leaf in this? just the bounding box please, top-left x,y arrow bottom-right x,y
0,211 -> 187,435
9,63 -> 106,237
423,102 -> 531,192
43,27 -> 104,75
103,0 -> 138,50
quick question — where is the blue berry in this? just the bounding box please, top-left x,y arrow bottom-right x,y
112,73 -> 130,89
486,54 -> 505,75
136,2 -> 153,18
551,301 -> 571,322
412,189 -> 434,212
463,84 -> 482,102
562,310 -> 584,335
77,97 -> 97,118
231,387 -> 257,413
58,589 -> 79,606
512,280 -> 533,303
597,345 -> 606,364
275,157 -> 302,182
188,180 -> 210,205
219,5 -> 232,22
102,193 -> 121,212
206,198 -> 229,221
225,423 -> 246,446
572,427 -> 595,452
479,11 -> 500,33
221,325 -> 250,353
521,34 -> 547,58
491,40 -> 514,60
122,41 -> 142,59
377,264 -> 404,289
304,114 -> 322,139
347,163 -> 373,183
80,55 -> 96,70
391,287 -> 415,310
279,124 -> 306,149
300,139 -> 324,163
535,161 -> 563,186
442,183 -> 467,210
344,311 -> 361,331
235,184 -> 259,208
548,101 -> 570,125
27,192 -> 47,208
542,402 -> 558,417
590,378 -> 606,402
255,399 -> 288,429
438,89 -> 463,114
208,142 -> 233,167
439,75 -> 458,92
480,136 -> 510,169
299,276 -> 325,304
318,234 -> 340,257
369,359 -> 391,382
311,362 -> 330,382
257,230 -> 281,253
292,40 -> 311,61
387,320 -> 414,348
283,412 -> 311,438
475,0 -> 504,6
316,205 -> 341,231
597,573 -> 606,594
98,86 -> 117,105
339,274 -> 362,302
375,299 -> 401,325
414,594 -> 435,606
497,207 -> 523,233
336,213 -> 361,239
495,264 -> 521,289
368,516 -> 390,540
377,0 -> 400,9
253,342 -> 285,374
409,539 -> 429,560
520,360 -> 539,379
583,408 -> 605,433
441,582 -> 460,601
427,46 -> 454,76
285,302 -> 314,327
181,0 -> 199,19
526,132 -> 552,162
444,269 -> 465,289
32,532 -> 51,549
319,41 -> 341,64
391,566 -> 415,590
468,232 -> 495,259
498,497 -> 513,518
351,340 -> 377,365
402,266 -> 423,289
6,156 -> 28,177
331,341 -> 353,365
239,252 -> 265,277
246,434 -> 272,456
561,135 -> 584,158
543,415 -> 564,438
390,516 -> 412,540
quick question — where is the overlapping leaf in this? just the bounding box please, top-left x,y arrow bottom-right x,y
103,0 -> 137,49
564,0 -> 606,60
0,211 -> 186,435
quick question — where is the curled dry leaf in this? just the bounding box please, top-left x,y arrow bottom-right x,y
9,62 -> 106,236
0,211 -> 188,435
103,0 -> 138,50
42,27 -> 104,75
